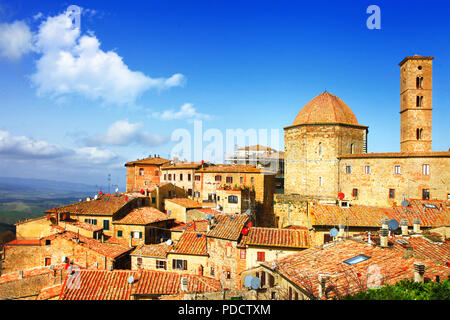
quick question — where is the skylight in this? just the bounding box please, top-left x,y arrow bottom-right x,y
424,204 -> 437,209
343,254 -> 370,265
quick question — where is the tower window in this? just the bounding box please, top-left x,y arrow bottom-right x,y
418,66 -> 422,70
394,165 -> 401,175
318,142 -> 322,156
345,166 -> 352,174
416,128 -> 423,140
416,77 -> 424,89
352,188 -> 358,198
422,164 -> 430,175
364,165 -> 371,174
350,143 -> 355,154
139,168 -> 144,176
422,189 -> 430,200
319,176 -> 322,187
416,96 -> 423,107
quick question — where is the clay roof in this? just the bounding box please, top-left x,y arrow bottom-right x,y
42,231 -> 132,259
391,199 -> 450,227
131,243 -> 171,258
113,207 -> 171,225
291,92 -> 360,127
124,157 -> 170,167
238,145 -> 277,152
338,151 -> 450,159
245,227 -> 311,249
46,193 -> 135,216
63,219 -> 103,232
187,208 -> 221,216
390,235 -> 450,264
171,220 -> 209,233
37,284 -> 63,300
310,200 -> 450,228
0,264 -> 69,285
170,232 -> 208,256
310,204 -> 394,227
206,214 -> 249,241
166,198 -> 203,208
5,239 -> 41,246
161,161 -> 205,170
261,239 -> 450,299
59,269 -> 221,300
196,164 -> 263,173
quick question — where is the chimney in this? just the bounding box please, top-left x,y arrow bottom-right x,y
379,228 -> 389,248
381,218 -> 389,230
413,218 -> 421,233
318,274 -> 330,299
156,185 -> 160,211
338,223 -> 345,239
413,261 -> 425,283
401,219 -> 409,236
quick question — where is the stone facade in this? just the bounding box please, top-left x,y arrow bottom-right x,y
125,156 -> 170,192
216,188 -> 255,214
338,153 -> 450,207
284,123 -> 367,199
273,194 -> 309,228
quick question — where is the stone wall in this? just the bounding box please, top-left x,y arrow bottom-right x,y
273,194 -> 308,228
338,154 -> 450,207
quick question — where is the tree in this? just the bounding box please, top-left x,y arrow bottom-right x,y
342,279 -> 450,300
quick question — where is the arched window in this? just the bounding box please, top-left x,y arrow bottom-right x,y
139,168 -> 144,176
350,143 -> 355,154
416,128 -> 423,140
416,96 -> 423,107
416,77 -> 423,89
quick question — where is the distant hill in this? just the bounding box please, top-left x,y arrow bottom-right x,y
0,177 -> 114,226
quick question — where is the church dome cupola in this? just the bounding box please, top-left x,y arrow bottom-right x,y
292,91 -> 359,126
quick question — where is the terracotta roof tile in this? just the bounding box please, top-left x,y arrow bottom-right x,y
261,239 -> 450,299
125,157 -> 170,166
196,164 -> 263,173
131,243 -> 171,258
42,231 -> 132,259
170,232 -> 208,256
161,162 -> 206,170
63,219 -> 103,232
246,227 -> 311,248
114,207 -> 171,225
37,284 -> 63,300
59,270 -> 221,299
205,214 -> 249,241
391,199 -> 450,227
291,92 -> 360,127
46,193 -> 135,216
171,220 -> 209,233
166,198 -> 203,208
5,239 -> 41,246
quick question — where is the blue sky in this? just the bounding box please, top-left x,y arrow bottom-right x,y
0,0 -> 449,188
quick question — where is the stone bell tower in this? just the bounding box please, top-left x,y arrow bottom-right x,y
399,55 -> 433,153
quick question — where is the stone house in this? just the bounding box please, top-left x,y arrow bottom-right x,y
164,198 -> 203,223
161,161 -> 210,197
216,188 -> 255,215
125,155 -> 171,192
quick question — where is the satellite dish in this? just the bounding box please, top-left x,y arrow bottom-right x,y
127,275 -> 134,284
250,277 -> 261,290
244,275 -> 253,288
94,195 -> 98,200
166,239 -> 173,246
206,215 -> 212,221
401,200 -> 409,207
338,193 -> 345,200
242,227 -> 249,236
387,219 -> 399,231
245,209 -> 251,215
329,228 -> 338,237
115,187 -> 119,193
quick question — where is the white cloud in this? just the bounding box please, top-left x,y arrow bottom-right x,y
30,11 -> 185,105
0,8 -> 185,105
86,119 -> 169,147
0,129 -> 117,166
33,12 -> 44,20
74,147 -> 117,164
0,130 -> 70,159
0,21 -> 33,60
151,103 -> 211,120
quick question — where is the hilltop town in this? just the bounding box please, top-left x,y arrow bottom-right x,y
0,55 -> 449,300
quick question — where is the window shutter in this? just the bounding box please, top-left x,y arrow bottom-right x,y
172,259 -> 176,270
139,232 -> 143,239
183,260 -> 187,270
